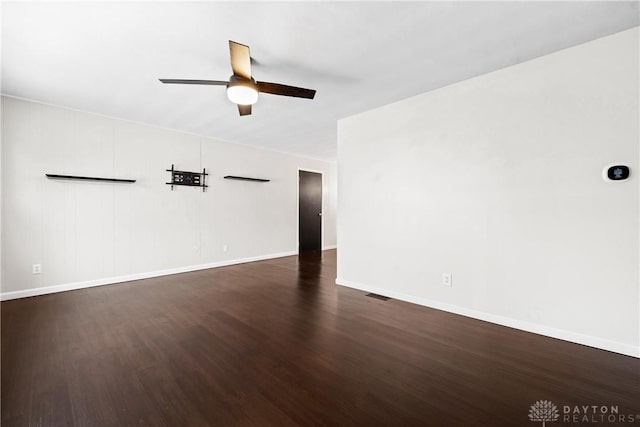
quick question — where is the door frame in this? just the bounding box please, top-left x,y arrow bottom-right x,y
296,168 -> 324,253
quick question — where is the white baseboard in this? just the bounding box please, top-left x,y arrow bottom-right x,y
323,245 -> 337,250
336,278 -> 639,359
1,251 -> 298,301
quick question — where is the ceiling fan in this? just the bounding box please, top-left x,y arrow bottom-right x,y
160,41 -> 316,116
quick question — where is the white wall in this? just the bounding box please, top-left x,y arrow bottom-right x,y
1,96 -> 337,298
337,28 -> 639,357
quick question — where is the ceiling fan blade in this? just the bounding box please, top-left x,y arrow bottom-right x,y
229,41 -> 252,80
159,79 -> 228,85
257,81 -> 316,99
238,104 -> 252,116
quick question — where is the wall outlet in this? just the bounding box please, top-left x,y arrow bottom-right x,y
32,264 -> 42,275
223,244 -> 228,252
442,273 -> 452,287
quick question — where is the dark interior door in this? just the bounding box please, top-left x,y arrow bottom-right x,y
299,170 -> 322,253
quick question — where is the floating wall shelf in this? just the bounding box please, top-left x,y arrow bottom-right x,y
224,176 -> 270,182
46,174 -> 136,183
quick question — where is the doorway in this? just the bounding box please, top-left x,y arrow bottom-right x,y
298,170 -> 322,253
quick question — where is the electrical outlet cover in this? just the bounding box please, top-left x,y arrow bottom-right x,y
443,273 -> 452,287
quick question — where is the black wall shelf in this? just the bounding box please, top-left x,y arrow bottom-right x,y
224,176 -> 270,182
46,174 -> 136,183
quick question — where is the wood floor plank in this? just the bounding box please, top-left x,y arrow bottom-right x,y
2,250 -> 639,426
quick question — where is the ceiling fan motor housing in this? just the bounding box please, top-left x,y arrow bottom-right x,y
227,75 -> 259,105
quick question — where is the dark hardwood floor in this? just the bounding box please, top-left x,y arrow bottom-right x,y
2,250 -> 639,426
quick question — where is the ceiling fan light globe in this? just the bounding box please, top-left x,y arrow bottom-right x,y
227,85 -> 258,105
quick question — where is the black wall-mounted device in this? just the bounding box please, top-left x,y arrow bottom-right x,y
606,165 -> 630,181
166,164 -> 208,191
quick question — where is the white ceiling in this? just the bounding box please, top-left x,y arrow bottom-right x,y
2,2 -> 638,161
